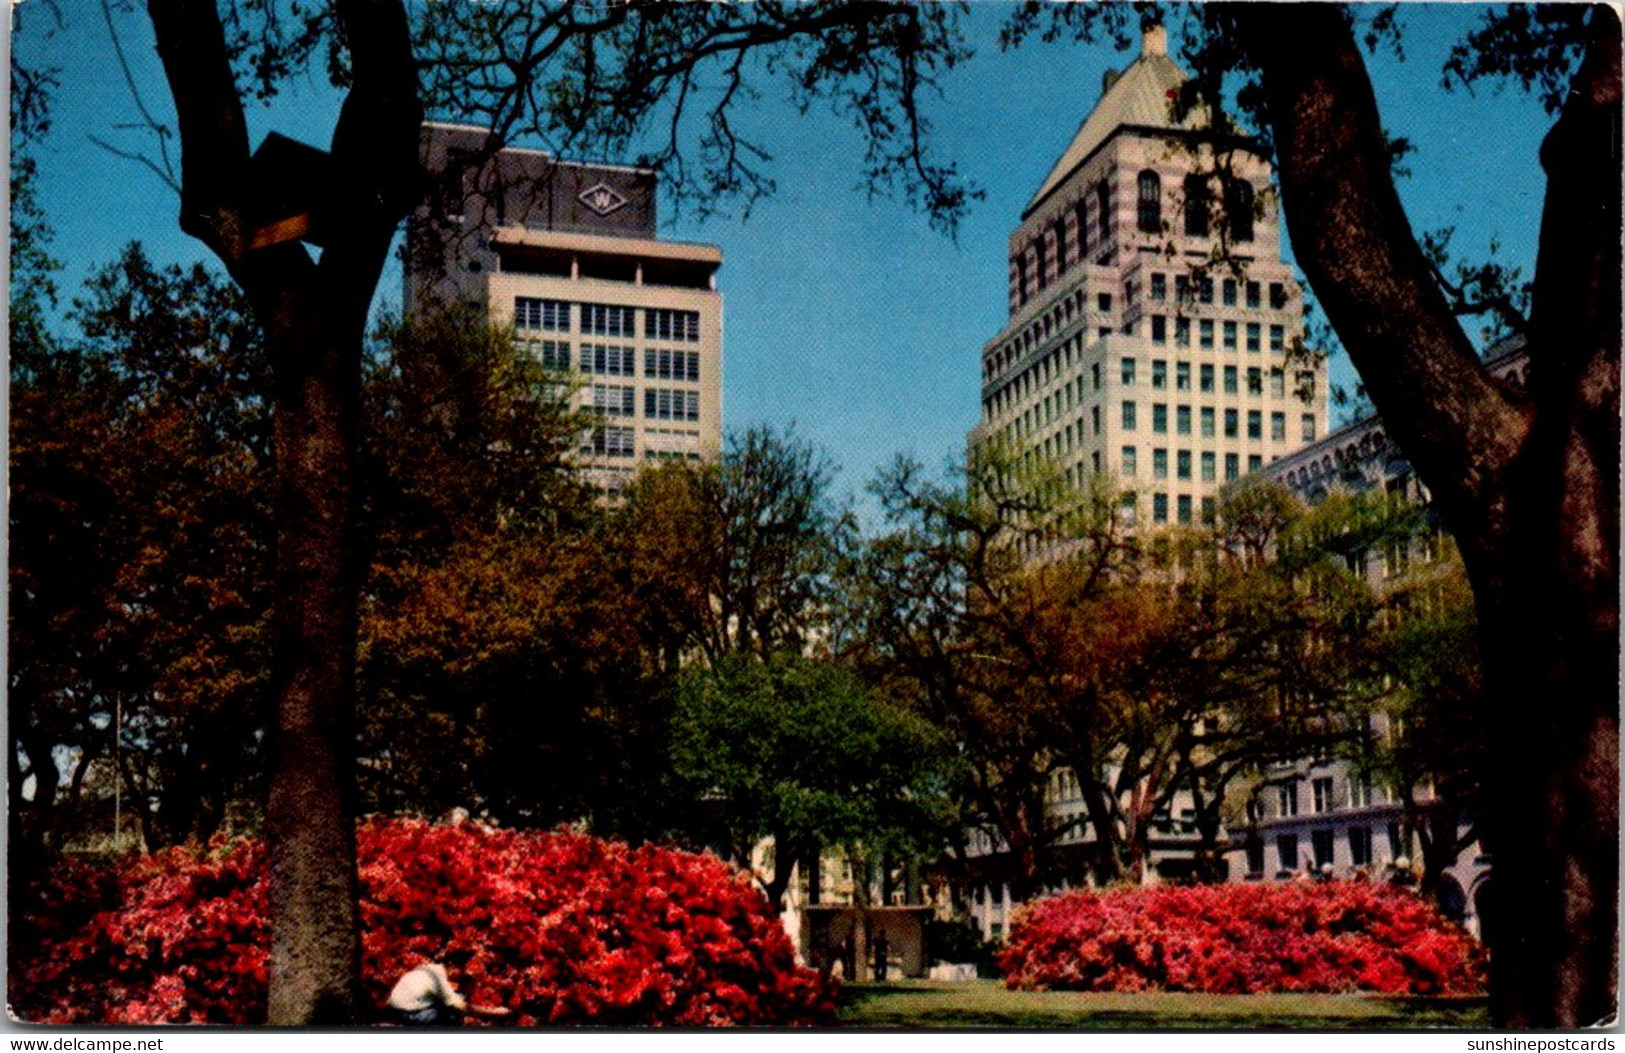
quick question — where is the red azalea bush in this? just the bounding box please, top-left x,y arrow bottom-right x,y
10,818 -> 833,1026
998,880 -> 1484,996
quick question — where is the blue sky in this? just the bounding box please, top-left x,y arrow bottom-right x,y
15,4 -> 1554,515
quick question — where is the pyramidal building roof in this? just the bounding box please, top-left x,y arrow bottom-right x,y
1024,25 -> 1203,217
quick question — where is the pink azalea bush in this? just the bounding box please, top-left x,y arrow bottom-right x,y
998,880 -> 1485,995
11,818 -> 833,1026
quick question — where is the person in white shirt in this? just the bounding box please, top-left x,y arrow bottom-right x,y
387,961 -> 509,1026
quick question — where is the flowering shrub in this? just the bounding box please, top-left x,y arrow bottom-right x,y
998,881 -> 1484,995
11,819 -> 833,1026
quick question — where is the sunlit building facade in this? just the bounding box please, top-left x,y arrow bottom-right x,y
409,122 -> 723,493
967,27 -> 1327,547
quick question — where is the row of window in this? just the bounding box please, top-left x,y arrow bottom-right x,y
587,385 -> 701,422
583,427 -> 637,459
1127,359 -> 1316,398
1123,446 -> 1250,483
1148,316 -> 1287,353
1140,491 -> 1222,526
1122,401 -> 1316,442
1137,170 -> 1256,241
1247,823 -> 1400,876
581,428 -> 705,460
1149,273 -> 1289,310
528,340 -> 702,382
515,297 -> 702,342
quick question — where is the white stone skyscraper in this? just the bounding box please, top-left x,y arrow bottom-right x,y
969,27 -> 1327,534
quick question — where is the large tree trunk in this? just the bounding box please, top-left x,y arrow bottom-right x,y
148,0 -> 420,1024
1231,5 -> 1620,1027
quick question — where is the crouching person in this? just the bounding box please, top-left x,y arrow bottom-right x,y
387,961 -> 510,1026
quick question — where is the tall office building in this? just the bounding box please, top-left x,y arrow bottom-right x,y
968,27 -> 1327,533
410,122 -> 723,493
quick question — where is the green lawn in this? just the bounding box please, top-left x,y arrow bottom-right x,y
835,980 -> 1490,1029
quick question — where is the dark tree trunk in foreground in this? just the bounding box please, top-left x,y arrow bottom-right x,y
1231,5 -> 1620,1027
147,0 -> 421,1024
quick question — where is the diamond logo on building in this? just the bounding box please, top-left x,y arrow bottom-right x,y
578,183 -> 628,216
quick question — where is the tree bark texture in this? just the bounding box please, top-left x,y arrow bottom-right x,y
147,0 -> 421,1025
1232,4 -> 1620,1027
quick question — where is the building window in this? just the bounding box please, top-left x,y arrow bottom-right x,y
1312,776 -> 1335,814
1222,278 -> 1237,307
1035,237 -> 1050,288
1246,281 -> 1261,308
1248,367 -> 1263,394
1227,180 -> 1256,242
645,308 -> 701,342
1225,453 -> 1239,480
1150,272 -> 1166,301
1246,837 -> 1266,877
1302,414 -> 1317,442
1054,219 -> 1068,273
1270,282 -> 1288,309
581,343 -> 637,376
1121,400 -> 1137,431
1270,324 -> 1286,352
1312,829 -> 1336,868
1151,315 -> 1167,344
1176,361 -> 1191,391
581,303 -> 637,337
1153,447 -> 1168,479
1184,175 -> 1210,237
1201,495 -> 1215,524
1224,408 -> 1239,438
1198,277 -> 1214,305
1091,404 -> 1101,435
1176,404 -> 1191,435
1152,403 -> 1168,434
1092,362 -> 1102,391
1121,357 -> 1137,386
1246,323 -> 1262,353
1200,451 -> 1216,481
1297,371 -> 1318,398
1350,775 -> 1375,808
530,339 -> 571,370
1277,833 -> 1300,872
1270,368 -> 1286,397
1223,320 -> 1237,351
1175,274 -> 1191,304
1152,492 -> 1169,523
1199,319 -> 1214,349
1349,826 -> 1373,867
644,348 -> 701,381
1175,316 -> 1191,348
1176,449 -> 1191,480
1177,493 -> 1192,523
1137,170 -> 1162,233
1271,412 -> 1287,441
1096,180 -> 1112,242
1076,199 -> 1090,255
1223,366 -> 1238,394
1200,406 -> 1215,437
585,426 -> 636,459
1248,454 -> 1263,472
1247,410 -> 1262,439
1152,359 -> 1167,389
1121,445 -> 1137,476
590,384 -> 636,418
1278,782 -> 1300,818
515,297 -> 571,332
1200,364 -> 1214,393
644,388 -> 701,421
